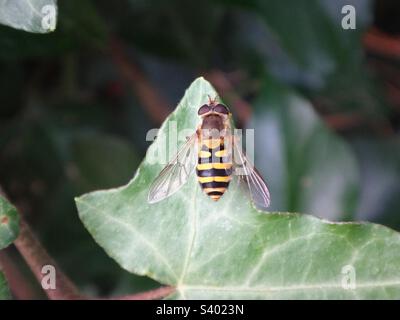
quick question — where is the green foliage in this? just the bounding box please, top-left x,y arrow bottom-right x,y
0,196 -> 19,250
0,0 -> 106,60
0,0 -> 57,33
0,195 -> 20,299
250,78 -> 359,220
76,78 -> 400,299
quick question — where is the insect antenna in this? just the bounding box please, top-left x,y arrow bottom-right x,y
207,94 -> 218,106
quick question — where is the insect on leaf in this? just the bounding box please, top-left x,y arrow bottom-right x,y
76,77 -> 400,299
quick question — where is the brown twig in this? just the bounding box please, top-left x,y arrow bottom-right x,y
312,96 -> 395,135
322,113 -> 366,131
109,286 -> 175,300
1,186 -> 80,299
363,27 -> 400,59
109,38 -> 171,125
0,250 -> 39,299
13,217 -> 84,300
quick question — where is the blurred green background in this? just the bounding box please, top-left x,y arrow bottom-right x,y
0,0 -> 399,298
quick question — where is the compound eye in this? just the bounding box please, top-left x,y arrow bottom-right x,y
198,104 -> 211,115
213,104 -> 229,114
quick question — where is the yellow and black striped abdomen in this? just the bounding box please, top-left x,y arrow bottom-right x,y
196,138 -> 232,201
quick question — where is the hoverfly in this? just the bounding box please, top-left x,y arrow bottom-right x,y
148,96 -> 270,209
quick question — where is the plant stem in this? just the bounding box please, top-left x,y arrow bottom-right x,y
14,217 -> 83,300
364,27 -> 400,59
110,286 -> 175,300
0,250 -> 39,299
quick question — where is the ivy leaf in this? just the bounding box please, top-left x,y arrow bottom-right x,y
0,196 -> 19,250
76,77 -> 400,299
0,195 -> 20,299
0,0 -> 57,33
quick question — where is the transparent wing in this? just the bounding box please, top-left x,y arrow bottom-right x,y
234,140 -> 271,209
148,133 -> 197,203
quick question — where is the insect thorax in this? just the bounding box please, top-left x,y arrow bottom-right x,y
200,114 -> 224,131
